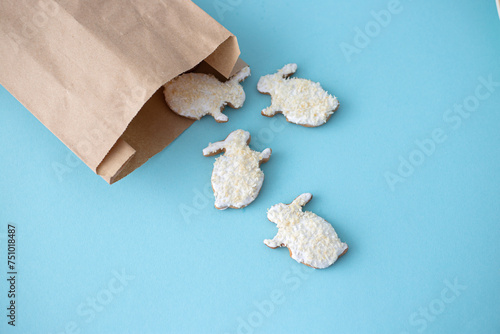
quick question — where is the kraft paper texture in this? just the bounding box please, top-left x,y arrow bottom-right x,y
0,0 -> 244,183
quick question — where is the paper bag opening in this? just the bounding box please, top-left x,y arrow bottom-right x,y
97,57 -> 248,184
0,0 -> 244,184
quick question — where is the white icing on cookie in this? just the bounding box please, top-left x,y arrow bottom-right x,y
257,64 -> 339,127
264,193 -> 348,269
203,129 -> 271,210
164,66 -> 251,122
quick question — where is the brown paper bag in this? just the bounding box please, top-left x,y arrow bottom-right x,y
0,0 -> 246,183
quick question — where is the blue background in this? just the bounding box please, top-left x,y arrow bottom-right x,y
1,0 -> 499,333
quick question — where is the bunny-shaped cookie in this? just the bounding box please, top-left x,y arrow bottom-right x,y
257,64 -> 339,127
264,193 -> 348,269
164,66 -> 251,123
203,129 -> 271,210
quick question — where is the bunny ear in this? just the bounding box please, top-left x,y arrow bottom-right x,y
229,129 -> 250,145
229,66 -> 251,83
278,63 -> 297,78
202,140 -> 226,156
291,193 -> 313,208
260,148 -> 272,163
